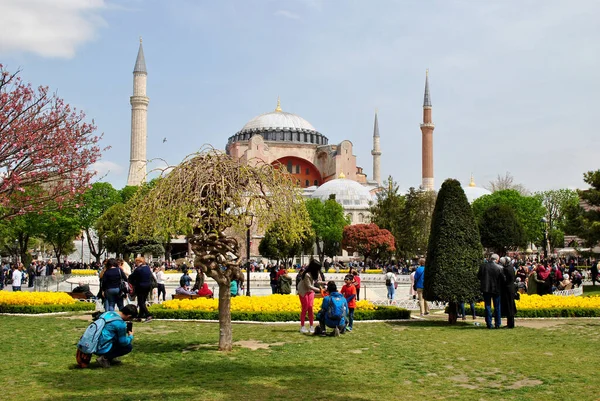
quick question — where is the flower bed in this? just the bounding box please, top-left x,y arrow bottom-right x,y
70,269 -> 98,276
470,294 -> 600,318
0,291 -> 95,313
148,294 -> 410,321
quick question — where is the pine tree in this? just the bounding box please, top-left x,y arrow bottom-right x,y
424,179 -> 483,323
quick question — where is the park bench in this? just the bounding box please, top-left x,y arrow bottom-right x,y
171,293 -> 212,300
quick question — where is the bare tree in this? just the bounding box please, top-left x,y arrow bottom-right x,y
486,172 -> 529,195
129,146 -> 310,351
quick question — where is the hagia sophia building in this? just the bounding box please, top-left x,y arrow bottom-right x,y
125,41 -> 488,260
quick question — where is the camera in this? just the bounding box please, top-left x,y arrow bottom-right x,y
127,322 -> 133,332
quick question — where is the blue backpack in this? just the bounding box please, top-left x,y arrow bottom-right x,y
326,293 -> 347,322
77,312 -> 120,355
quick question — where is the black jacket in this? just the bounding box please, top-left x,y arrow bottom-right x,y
478,261 -> 504,295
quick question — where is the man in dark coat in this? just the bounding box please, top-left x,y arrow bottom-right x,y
499,257 -> 517,329
477,254 -> 504,329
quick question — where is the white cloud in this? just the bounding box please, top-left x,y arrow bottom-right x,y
90,160 -> 123,176
274,10 -> 301,20
0,0 -> 108,58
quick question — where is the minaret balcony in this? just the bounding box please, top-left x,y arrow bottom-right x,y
371,150 -> 382,156
420,122 -> 435,128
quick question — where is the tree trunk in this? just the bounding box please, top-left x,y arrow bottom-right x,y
448,301 -> 458,324
218,281 -> 233,351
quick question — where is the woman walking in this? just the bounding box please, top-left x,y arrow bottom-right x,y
129,257 -> 153,322
101,258 -> 126,312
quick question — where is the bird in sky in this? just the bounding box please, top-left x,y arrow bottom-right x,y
162,137 -> 167,143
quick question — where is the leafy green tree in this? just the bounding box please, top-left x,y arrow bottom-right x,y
424,179 -> 482,324
119,185 -> 139,203
0,212 -> 43,262
534,189 -> 579,250
305,197 -> 350,262
478,204 -> 525,255
564,170 -> 600,247
396,187 -> 436,259
370,176 -> 405,258
259,215 -> 313,264
77,182 -> 121,263
95,203 -> 129,258
38,205 -> 80,262
472,189 -> 545,245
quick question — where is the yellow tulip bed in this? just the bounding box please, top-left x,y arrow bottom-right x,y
70,269 -> 98,276
149,294 -> 409,321
0,291 -> 95,313
473,294 -> 600,318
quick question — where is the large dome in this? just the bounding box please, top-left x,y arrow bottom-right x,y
311,175 -> 374,208
242,111 -> 316,132
463,176 -> 491,203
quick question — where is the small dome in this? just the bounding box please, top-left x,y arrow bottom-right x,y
311,177 -> 373,207
462,175 -> 491,203
242,111 -> 316,132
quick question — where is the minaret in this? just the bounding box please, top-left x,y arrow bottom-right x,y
420,69 -> 435,191
371,111 -> 382,186
127,37 -> 149,186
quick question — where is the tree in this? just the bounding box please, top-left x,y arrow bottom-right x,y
424,179 -> 482,324
370,176 -> 405,258
129,147 -> 306,351
305,197 -> 350,262
0,65 -> 103,220
478,204 -> 525,255
472,189 -> 545,245
341,223 -> 395,263
259,215 -> 313,264
534,189 -> 579,250
77,182 -> 121,263
564,170 -> 600,247
486,172 -> 529,195
0,212 -> 43,263
396,187 -> 436,259
95,203 -> 129,258
38,205 -> 80,262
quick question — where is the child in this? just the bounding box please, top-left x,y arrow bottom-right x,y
341,274 -> 357,331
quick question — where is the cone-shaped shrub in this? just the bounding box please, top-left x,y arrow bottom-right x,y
424,179 -> 483,303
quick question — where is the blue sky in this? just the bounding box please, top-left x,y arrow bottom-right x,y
1,0 -> 599,192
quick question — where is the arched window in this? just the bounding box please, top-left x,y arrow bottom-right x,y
305,180 -> 310,186
314,180 -> 319,186
358,213 -> 364,223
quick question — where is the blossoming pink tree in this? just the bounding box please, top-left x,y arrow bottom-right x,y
0,65 -> 103,220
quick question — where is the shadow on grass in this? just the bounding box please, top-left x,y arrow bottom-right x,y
385,320 -> 485,329
35,359 -> 375,401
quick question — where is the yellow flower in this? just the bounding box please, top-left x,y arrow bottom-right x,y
0,292 -> 77,306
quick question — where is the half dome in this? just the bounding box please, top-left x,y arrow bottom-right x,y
311,177 -> 374,208
463,175 -> 491,203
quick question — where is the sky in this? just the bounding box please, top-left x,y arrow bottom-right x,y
1,0 -> 599,193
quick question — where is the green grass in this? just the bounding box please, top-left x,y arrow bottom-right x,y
583,284 -> 600,297
1,313 -> 600,400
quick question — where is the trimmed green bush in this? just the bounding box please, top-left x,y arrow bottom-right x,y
0,303 -> 95,314
147,305 -> 410,321
424,179 -> 482,304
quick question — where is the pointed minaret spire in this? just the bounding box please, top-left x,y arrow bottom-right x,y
420,69 -> 435,191
275,96 -> 282,112
127,38 -> 150,186
133,37 -> 147,74
371,110 -> 382,186
423,68 -> 431,107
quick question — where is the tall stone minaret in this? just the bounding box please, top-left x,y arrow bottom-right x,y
420,69 -> 435,191
127,38 -> 149,186
371,111 -> 382,186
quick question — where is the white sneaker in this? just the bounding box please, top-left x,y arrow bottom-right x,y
309,326 -> 315,334
300,326 -> 308,333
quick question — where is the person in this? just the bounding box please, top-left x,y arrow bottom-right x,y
414,258 -> 429,316
269,265 -> 279,294
72,282 -> 95,299
156,265 -> 167,302
297,260 -> 323,334
459,300 -> 476,320
27,263 -> 35,287
477,254 -> 504,329
118,259 -> 131,276
341,274 -> 357,331
315,281 -> 348,337
128,257 -> 153,322
499,257 -> 517,329
409,267 -> 417,300
591,261 -> 599,286
191,266 -> 205,292
527,265 -> 545,295
278,270 -> 292,295
175,285 -> 197,295
385,267 -> 396,301
196,283 -> 214,298
557,273 -> 572,290
95,304 -> 138,368
179,268 -> 192,288
101,259 -> 127,312
230,279 -> 238,297
351,269 -> 361,301
11,264 -> 23,291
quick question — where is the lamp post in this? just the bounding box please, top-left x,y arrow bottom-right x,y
540,217 -> 549,259
245,213 -> 254,296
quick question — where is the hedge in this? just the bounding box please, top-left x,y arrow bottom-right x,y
469,306 -> 600,318
147,305 -> 410,321
0,302 -> 95,314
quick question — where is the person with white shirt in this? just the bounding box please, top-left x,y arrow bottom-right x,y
12,264 -> 23,291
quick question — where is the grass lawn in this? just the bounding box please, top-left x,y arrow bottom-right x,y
583,284 -> 600,297
1,313 -> 599,401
